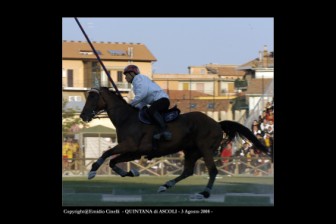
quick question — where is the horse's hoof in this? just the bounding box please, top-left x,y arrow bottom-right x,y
88,171 -> 97,180
190,193 -> 205,200
157,185 -> 167,193
198,191 -> 210,198
130,169 -> 140,177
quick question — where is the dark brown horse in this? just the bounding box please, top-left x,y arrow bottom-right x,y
80,87 -> 269,199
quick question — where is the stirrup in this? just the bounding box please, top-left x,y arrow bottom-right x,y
153,133 -> 161,140
162,131 -> 172,140
153,131 -> 172,141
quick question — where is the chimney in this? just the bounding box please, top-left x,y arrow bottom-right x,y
259,51 -> 263,67
128,47 -> 133,58
263,45 -> 268,67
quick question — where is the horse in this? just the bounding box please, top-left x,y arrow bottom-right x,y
80,87 -> 270,199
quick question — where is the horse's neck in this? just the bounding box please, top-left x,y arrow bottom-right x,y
101,91 -> 134,128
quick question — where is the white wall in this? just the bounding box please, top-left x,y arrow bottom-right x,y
255,70 -> 273,79
84,137 -> 117,166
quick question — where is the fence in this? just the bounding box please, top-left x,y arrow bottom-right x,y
62,156 -> 273,177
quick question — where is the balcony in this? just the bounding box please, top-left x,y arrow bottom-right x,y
115,82 -> 132,91
62,81 -> 132,91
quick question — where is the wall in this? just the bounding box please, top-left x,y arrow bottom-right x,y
62,60 -> 84,87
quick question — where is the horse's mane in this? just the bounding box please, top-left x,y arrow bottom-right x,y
101,87 -> 139,111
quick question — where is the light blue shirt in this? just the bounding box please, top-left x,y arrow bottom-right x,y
130,74 -> 169,109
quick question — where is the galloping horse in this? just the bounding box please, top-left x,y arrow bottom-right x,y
80,87 -> 269,199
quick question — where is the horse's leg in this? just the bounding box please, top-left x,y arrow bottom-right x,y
190,132 -> 222,199
109,152 -> 141,177
158,151 -> 201,192
88,148 -> 116,179
88,142 -> 137,179
195,151 -> 218,199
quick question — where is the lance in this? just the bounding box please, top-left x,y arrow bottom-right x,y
74,17 -> 121,96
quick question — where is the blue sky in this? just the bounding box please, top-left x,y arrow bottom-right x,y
62,18 -> 273,74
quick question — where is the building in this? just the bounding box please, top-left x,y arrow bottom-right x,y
62,40 -> 156,91
62,40 -> 157,128
153,64 -> 245,121
62,41 -> 273,127
238,45 -> 274,112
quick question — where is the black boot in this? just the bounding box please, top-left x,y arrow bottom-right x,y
152,111 -> 172,141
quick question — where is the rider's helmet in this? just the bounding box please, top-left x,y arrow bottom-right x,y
123,65 -> 140,75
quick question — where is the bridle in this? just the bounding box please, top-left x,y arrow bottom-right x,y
86,88 -> 108,119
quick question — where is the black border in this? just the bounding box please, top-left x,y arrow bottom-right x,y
33,15 -> 298,217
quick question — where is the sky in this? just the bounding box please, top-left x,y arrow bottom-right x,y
62,18 -> 273,74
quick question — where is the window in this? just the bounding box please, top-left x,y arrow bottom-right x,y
67,69 -> 73,87
190,103 -> 197,109
208,103 -> 215,109
92,62 -> 99,69
91,62 -> 101,87
183,83 -> 189,90
196,83 -> 204,92
108,50 -> 126,56
68,96 -> 82,102
79,50 -> 102,55
117,71 -> 123,82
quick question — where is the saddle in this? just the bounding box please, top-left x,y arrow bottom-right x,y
139,105 -> 181,124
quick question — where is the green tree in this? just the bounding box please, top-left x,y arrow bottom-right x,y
62,99 -> 89,133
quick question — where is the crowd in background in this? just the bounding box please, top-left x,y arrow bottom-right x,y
62,138 -> 80,170
220,99 -> 274,175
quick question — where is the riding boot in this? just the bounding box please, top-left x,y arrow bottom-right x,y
152,111 -> 172,141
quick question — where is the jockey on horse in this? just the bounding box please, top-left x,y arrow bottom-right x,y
123,64 -> 172,141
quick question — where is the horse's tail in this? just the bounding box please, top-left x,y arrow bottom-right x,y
219,120 -> 269,154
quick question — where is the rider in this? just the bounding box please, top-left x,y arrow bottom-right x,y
123,64 -> 172,141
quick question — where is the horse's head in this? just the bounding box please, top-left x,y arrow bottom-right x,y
80,88 -> 106,122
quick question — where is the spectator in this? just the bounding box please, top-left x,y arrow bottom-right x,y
251,120 -> 260,132
62,140 -> 70,170
260,118 -> 269,133
235,142 -> 251,174
221,141 -> 234,175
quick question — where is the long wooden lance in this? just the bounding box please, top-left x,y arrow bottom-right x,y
74,17 -> 121,97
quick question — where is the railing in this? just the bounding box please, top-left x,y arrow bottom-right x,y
236,110 -> 247,125
62,156 -> 273,177
115,82 -> 131,89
